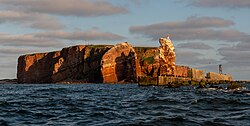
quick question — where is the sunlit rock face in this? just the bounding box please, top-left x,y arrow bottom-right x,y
17,45 -> 112,83
101,42 -> 140,83
17,42 -> 140,84
135,35 -> 176,77
17,37 -> 176,84
158,35 -> 176,76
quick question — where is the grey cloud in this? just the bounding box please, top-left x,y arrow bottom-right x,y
130,17 -> 234,31
0,0 -> 128,17
35,30 -> 126,41
0,32 -> 64,47
216,42 -> 250,79
0,48 -> 36,55
177,42 -> 213,49
130,16 -> 250,42
218,43 -> 250,63
0,11 -> 64,30
0,63 -> 16,79
189,0 -> 250,8
175,50 -> 219,67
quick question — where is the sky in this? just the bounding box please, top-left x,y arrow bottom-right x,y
0,0 -> 250,80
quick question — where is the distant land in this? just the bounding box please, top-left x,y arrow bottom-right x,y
0,36 -> 249,85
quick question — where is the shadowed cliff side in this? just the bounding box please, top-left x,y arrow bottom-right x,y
17,45 -> 112,83
17,39 -> 175,84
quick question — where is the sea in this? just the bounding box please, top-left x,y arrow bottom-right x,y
0,83 -> 249,126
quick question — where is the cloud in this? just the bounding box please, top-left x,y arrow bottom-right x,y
130,16 -> 250,42
0,0 -> 128,17
218,43 -> 250,63
189,0 -> 250,8
177,42 -> 213,49
0,11 -> 64,30
0,32 -> 64,47
216,42 -> 250,79
0,62 -> 17,79
34,30 -> 126,41
0,48 -> 36,55
175,50 -> 219,67
130,17 -> 234,31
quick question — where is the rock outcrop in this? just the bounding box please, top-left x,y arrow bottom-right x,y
101,42 -> 140,83
17,43 -> 141,84
158,35 -> 176,76
17,45 -> 112,83
135,35 -> 176,77
17,36 -> 177,84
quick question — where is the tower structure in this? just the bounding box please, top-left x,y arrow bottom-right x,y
219,64 -> 222,74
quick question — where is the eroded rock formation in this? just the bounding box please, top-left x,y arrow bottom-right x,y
17,43 -> 141,84
135,35 -> 176,77
17,36 -> 177,84
17,45 -> 112,83
158,35 -> 176,76
101,42 -> 140,83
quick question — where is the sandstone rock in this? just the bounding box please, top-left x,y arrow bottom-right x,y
17,38 -> 176,84
135,35 -> 176,77
101,42 -> 140,83
175,65 -> 190,77
207,72 -> 233,81
158,35 -> 176,76
189,68 -> 205,81
17,45 -> 112,83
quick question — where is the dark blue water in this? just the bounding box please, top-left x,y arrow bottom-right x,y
0,84 -> 249,126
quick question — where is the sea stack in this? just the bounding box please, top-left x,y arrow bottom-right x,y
158,34 -> 176,76
136,35 -> 176,77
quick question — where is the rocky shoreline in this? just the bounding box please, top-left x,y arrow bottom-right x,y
0,79 -> 17,84
14,35 -> 248,85
0,78 -> 249,85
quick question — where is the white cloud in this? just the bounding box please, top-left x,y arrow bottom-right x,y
216,42 -> 250,80
175,50 -> 219,67
130,16 -> 250,42
34,30 -> 125,41
189,0 -> 250,8
0,11 -> 64,30
0,32 -> 64,47
218,43 -> 250,63
177,42 -> 213,49
0,48 -> 36,55
0,0 -> 128,17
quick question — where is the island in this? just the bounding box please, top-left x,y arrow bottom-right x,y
16,35 -> 240,86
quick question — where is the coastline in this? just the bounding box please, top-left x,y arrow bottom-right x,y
0,79 -> 17,84
0,78 -> 249,85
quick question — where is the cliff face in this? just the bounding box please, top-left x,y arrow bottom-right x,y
17,37 -> 176,84
17,45 -> 112,83
134,36 -> 176,77
101,42 -> 140,83
158,37 -> 176,76
17,43 -> 141,84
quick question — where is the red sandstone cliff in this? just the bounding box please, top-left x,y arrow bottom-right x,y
101,42 -> 140,83
17,45 -> 112,83
134,36 -> 176,77
17,38 -> 176,84
17,43 -> 141,84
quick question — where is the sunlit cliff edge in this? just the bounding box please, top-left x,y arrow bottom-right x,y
15,35 -> 237,85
